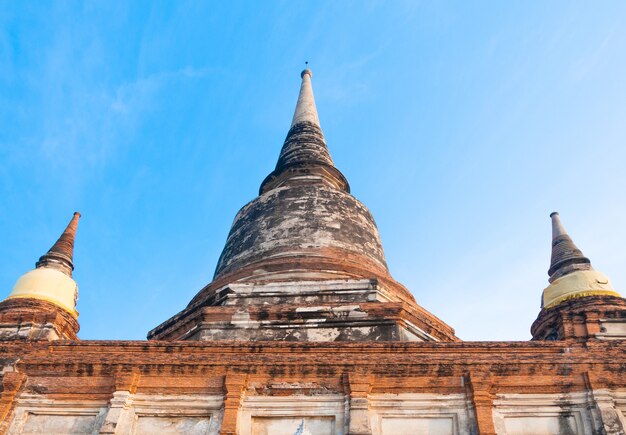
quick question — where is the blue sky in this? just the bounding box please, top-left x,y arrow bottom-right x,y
1,1 -> 625,341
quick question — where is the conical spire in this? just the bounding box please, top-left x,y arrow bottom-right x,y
548,212 -> 591,282
260,69 -> 348,194
276,69 -> 333,170
36,212 -> 81,277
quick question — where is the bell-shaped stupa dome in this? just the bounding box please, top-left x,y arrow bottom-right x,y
209,69 -> 392,289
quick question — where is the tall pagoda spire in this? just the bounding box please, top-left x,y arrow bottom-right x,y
149,68 -> 459,343
0,212 -> 83,339
36,212 -> 81,277
260,69 -> 348,194
548,212 -> 591,282
532,213 -> 625,340
539,212 -> 620,309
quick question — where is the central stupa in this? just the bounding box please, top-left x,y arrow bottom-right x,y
148,69 -> 457,342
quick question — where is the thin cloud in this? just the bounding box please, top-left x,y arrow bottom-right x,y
111,66 -> 215,114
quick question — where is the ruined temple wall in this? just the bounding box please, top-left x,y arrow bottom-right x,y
5,389 -> 626,434
1,341 -> 625,435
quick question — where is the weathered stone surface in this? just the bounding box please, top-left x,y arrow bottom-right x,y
272,121 -> 335,176
531,295 -> 626,341
150,280 -> 457,342
17,413 -> 100,434
214,184 -> 387,280
134,415 -> 210,434
35,212 -> 81,278
0,298 -> 79,341
548,213 -> 591,282
0,340 -> 626,434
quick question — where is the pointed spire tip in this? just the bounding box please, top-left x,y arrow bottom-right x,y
550,212 -> 567,238
35,212 -> 81,276
291,66 -> 320,128
547,211 -> 591,281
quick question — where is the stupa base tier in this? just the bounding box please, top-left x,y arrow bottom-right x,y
0,298 -> 79,341
148,279 -> 457,342
531,295 -> 626,341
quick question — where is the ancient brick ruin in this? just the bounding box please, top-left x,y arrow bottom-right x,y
1,69 -> 625,435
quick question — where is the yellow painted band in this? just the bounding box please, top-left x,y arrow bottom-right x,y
544,290 -> 622,309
